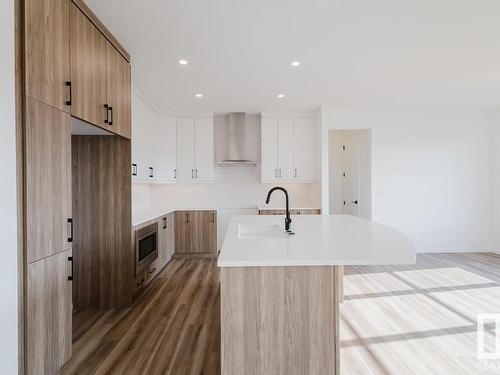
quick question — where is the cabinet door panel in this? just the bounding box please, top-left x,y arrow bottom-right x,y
25,0 -> 70,112
278,117 -> 294,181
25,98 -> 72,263
167,212 -> 175,259
176,117 -> 195,181
194,117 -> 215,181
152,114 -> 177,183
70,3 -> 107,127
261,117 -> 279,182
293,117 -> 315,181
174,211 -> 194,253
106,41 -> 131,138
27,250 -> 72,374
194,211 -> 217,254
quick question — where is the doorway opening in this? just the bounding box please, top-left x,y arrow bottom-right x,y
328,129 -> 372,219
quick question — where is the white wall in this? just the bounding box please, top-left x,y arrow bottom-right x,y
491,109 -> 500,253
321,108 -> 492,252
0,0 -> 19,372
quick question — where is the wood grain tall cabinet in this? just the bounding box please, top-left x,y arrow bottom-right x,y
20,0 -> 133,373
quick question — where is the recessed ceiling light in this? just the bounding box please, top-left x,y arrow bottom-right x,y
291,61 -> 301,67
195,93 -> 203,98
178,59 -> 188,65
277,94 -> 285,98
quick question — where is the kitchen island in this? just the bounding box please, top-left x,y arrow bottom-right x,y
218,214 -> 416,375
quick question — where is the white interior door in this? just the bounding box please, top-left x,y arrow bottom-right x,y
194,116 -> 215,181
261,117 -> 279,182
293,117 -> 315,181
341,133 -> 361,216
176,117 -> 195,181
278,117 -> 294,181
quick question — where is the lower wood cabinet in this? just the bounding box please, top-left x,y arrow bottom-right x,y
26,250 -> 72,375
174,210 -> 217,255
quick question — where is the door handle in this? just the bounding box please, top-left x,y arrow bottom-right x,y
68,256 -> 74,281
109,106 -> 113,125
132,163 -> 137,176
211,212 -> 215,223
195,169 -> 198,179
186,213 -> 190,224
174,169 -> 176,179
275,169 -> 278,178
65,81 -> 72,106
294,168 -> 297,178
104,104 -> 109,123
352,200 -> 358,204
191,169 -> 194,179
149,167 -> 154,178
279,169 -> 282,178
163,217 -> 167,229
67,218 -> 73,243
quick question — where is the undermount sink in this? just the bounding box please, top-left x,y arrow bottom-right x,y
238,224 -> 286,239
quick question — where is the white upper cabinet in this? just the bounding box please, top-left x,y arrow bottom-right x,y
132,93 -> 177,183
194,117 -> 215,182
176,116 -> 215,182
152,113 -> 177,183
278,117 -> 294,181
261,117 -> 279,181
293,117 -> 315,182
261,115 -> 315,183
176,117 -> 195,181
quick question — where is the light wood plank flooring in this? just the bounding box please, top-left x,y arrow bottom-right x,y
62,253 -> 500,374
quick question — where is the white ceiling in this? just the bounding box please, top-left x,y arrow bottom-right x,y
86,0 -> 500,113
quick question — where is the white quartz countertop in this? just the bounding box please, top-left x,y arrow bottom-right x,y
218,215 -> 416,267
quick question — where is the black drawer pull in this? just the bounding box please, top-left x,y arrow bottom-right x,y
68,256 -> 74,281
104,104 -> 109,123
67,218 -> 73,242
109,106 -> 113,125
65,81 -> 72,106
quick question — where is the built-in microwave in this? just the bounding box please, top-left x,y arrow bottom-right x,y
135,222 -> 158,275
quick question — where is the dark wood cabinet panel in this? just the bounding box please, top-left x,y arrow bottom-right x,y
72,135 -> 132,309
70,2 -> 107,128
175,211 -> 217,255
25,97 -> 72,264
26,250 -> 72,374
106,41 -> 131,138
24,0 -> 70,112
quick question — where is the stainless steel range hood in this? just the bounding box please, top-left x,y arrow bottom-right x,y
217,112 -> 257,166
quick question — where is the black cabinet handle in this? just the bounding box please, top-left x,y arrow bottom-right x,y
65,81 -> 72,106
67,218 -> 73,243
104,104 -> 109,123
211,212 -> 215,223
68,256 -> 74,281
186,213 -> 189,224
163,217 -> 167,229
132,163 -> 137,176
352,200 -> 359,205
109,106 -> 113,125
174,169 -> 176,179
149,167 -> 154,178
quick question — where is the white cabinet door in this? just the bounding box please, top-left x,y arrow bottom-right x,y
194,116 -> 215,182
278,117 -> 294,181
152,113 -> 177,183
261,117 -> 279,182
293,117 -> 315,182
176,117 -> 195,181
132,93 -> 154,181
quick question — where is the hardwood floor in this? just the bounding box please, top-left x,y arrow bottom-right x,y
61,259 -> 220,374
63,253 -> 500,374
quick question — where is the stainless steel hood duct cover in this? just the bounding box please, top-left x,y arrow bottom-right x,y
217,112 -> 257,166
